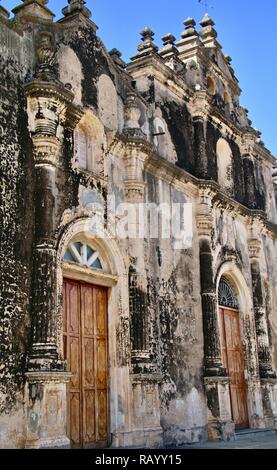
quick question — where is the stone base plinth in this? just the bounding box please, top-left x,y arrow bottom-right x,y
25,372 -> 72,449
204,376 -> 235,441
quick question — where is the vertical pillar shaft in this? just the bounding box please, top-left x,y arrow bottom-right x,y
194,117 -> 208,179
250,260 -> 275,378
199,238 -> 224,375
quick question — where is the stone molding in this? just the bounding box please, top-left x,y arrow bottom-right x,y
26,371 -> 72,384
131,373 -> 163,384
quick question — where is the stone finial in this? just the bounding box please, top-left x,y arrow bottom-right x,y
176,18 -> 201,57
162,33 -> 176,46
12,0 -> 55,21
139,27 -> 158,51
159,33 -> 179,59
131,27 -> 158,60
109,48 -> 127,70
181,17 -> 199,39
62,0 -> 91,18
59,0 -> 98,30
199,13 -> 221,48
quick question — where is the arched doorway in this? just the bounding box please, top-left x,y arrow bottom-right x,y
218,276 -> 249,429
62,239 -> 113,448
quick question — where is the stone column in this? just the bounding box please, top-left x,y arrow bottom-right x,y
248,236 -> 277,428
25,80 -> 78,370
123,91 -> 152,367
191,91 -> 210,179
197,187 -> 224,376
248,238 -> 275,379
242,154 -> 256,209
120,91 -> 163,447
197,186 -> 234,440
24,33 -> 82,447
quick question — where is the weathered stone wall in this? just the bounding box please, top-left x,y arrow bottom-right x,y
0,22 -> 35,447
0,5 -> 276,448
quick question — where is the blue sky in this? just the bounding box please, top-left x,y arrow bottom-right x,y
3,0 -> 277,156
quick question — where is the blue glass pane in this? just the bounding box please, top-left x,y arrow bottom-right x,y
74,242 -> 82,254
87,245 -> 94,260
64,250 -> 75,262
91,258 -> 102,270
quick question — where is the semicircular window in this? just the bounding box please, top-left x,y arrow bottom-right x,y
63,242 -> 103,270
218,277 -> 238,309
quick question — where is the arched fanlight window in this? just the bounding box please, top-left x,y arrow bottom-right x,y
218,277 -> 238,309
63,241 -> 103,270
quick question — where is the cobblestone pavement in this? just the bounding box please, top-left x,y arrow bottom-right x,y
181,433 -> 277,449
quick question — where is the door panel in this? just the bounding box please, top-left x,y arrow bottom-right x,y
63,279 -> 109,448
219,307 -> 249,429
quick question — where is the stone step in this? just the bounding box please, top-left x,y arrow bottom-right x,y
235,428 -> 277,441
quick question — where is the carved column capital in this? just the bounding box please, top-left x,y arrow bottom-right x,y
248,238 -> 262,260
196,186 -> 216,238
190,90 -> 211,119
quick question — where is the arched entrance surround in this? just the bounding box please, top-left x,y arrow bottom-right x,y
216,262 -> 263,429
56,218 -> 130,448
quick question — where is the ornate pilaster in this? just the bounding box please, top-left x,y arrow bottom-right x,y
197,187 -> 224,375
25,32 -> 82,371
248,236 -> 275,379
197,186 -> 233,440
248,230 -> 277,428
122,92 -> 152,367
23,31 -> 83,449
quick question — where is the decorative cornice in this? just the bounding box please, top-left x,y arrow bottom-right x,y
131,373 -> 163,384
204,376 -> 231,385
25,79 -> 74,103
26,371 -> 72,384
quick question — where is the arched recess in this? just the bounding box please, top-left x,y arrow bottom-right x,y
216,262 -> 262,429
56,217 -> 129,448
74,112 -> 107,175
58,46 -> 83,106
207,76 -> 216,96
216,138 -> 234,194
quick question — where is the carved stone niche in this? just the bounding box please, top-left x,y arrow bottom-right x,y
204,376 -> 235,442
25,372 -> 72,449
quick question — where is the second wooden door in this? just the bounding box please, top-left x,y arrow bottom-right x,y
219,307 -> 249,429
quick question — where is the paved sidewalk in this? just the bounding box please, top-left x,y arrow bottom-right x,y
183,433 -> 277,449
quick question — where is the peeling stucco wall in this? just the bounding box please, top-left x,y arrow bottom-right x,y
0,6 -> 276,449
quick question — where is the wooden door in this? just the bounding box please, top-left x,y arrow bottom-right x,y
219,307 -> 249,429
63,279 -> 109,448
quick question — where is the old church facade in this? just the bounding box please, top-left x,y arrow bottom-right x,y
0,0 -> 277,449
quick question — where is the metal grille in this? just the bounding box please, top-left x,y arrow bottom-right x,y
218,277 -> 238,309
